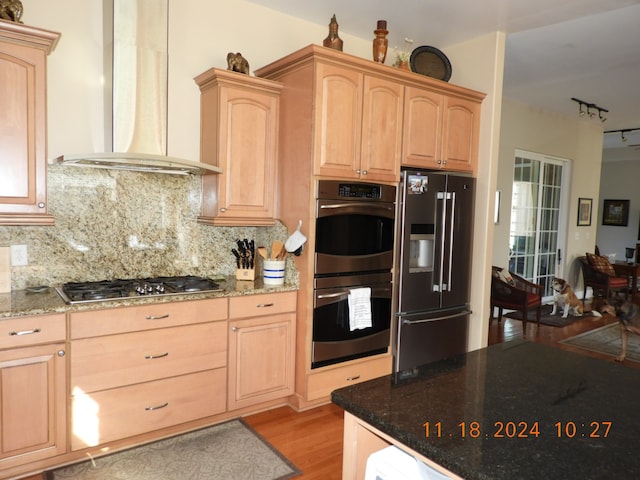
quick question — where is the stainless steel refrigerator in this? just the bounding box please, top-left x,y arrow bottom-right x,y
392,169 -> 474,381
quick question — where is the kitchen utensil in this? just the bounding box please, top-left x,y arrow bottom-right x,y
258,246 -> 268,260
271,240 -> 284,260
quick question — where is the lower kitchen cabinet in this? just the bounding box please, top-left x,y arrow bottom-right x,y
71,368 -> 226,450
228,292 -> 296,410
69,298 -> 228,450
0,314 -> 67,472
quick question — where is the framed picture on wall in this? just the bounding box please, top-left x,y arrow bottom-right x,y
577,197 -> 592,226
602,199 -> 630,226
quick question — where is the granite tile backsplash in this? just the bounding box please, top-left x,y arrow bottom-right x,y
0,166 -> 296,290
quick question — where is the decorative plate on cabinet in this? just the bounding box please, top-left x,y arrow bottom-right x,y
410,46 -> 452,82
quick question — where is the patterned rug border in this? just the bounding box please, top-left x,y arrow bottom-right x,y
46,418 -> 301,480
560,323 -> 640,363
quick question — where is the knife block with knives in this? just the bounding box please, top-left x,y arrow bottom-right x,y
233,238 -> 256,281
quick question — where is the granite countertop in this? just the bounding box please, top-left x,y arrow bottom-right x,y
0,277 -> 297,319
332,340 -> 639,480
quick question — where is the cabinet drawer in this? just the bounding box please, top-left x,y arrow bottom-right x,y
229,291 -> 296,319
70,298 -> 227,338
71,368 -> 226,450
306,355 -> 391,400
71,322 -> 227,393
0,314 -> 65,349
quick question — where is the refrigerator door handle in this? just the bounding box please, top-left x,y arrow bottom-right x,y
435,191 -> 448,292
401,309 -> 472,325
445,191 -> 456,292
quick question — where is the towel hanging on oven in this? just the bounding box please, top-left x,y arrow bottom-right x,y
348,287 -> 372,331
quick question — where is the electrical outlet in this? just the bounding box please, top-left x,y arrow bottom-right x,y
11,245 -> 28,266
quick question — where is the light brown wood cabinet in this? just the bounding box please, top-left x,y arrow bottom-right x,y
0,21 -> 60,225
69,298 -> 228,450
312,63 -> 402,182
0,314 -> 67,472
195,68 -> 282,226
403,86 -> 481,172
228,292 -> 296,410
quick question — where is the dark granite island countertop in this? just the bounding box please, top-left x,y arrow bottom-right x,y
332,340 -> 639,480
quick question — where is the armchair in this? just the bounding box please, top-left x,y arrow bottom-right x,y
578,255 -> 628,301
490,266 -> 543,335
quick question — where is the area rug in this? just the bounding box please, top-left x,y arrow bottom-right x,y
560,323 -> 640,363
503,305 -> 586,327
46,419 -> 301,480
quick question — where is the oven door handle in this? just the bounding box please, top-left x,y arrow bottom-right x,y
316,291 -> 350,300
319,203 -> 395,214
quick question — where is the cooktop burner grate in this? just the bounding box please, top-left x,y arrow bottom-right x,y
56,276 -> 222,304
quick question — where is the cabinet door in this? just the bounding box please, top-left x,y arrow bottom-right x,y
0,35 -> 53,224
440,96 -> 480,172
228,313 -> 294,410
0,344 -> 66,469
360,75 -> 403,182
313,63 -> 363,179
402,86 -> 444,169
209,86 -> 279,225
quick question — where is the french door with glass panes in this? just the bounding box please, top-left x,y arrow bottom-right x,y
509,150 -> 569,298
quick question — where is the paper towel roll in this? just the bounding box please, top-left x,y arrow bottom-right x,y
418,240 -> 432,268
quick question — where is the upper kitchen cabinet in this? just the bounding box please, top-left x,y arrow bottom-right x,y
195,68 -> 282,226
0,20 -> 60,225
256,45 -> 484,180
312,62 -> 402,182
403,86 -> 482,172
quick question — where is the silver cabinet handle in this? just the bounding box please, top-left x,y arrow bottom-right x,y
145,314 -> 170,320
144,402 -> 169,411
231,326 -> 238,332
9,328 -> 41,336
362,170 -> 368,175
145,352 -> 169,359
256,303 -> 274,308
57,350 -> 66,357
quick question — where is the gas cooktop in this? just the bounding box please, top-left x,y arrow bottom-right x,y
56,276 -> 222,304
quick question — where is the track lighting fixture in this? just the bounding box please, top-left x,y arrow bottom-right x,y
604,128 -> 640,144
571,97 -> 608,122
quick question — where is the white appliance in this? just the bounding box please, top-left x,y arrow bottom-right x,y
365,445 -> 452,480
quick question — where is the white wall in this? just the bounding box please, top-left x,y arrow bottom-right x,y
494,98 -> 604,290
447,32 -> 506,351
597,161 -> 640,260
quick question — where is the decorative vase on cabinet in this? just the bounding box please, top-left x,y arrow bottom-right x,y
195,68 -> 282,226
0,21 -> 60,225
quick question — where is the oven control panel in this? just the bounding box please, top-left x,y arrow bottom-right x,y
317,180 -> 396,202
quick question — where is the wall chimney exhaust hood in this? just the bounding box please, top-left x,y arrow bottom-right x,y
55,0 -> 220,176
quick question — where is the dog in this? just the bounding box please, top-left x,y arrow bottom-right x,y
550,277 -> 584,318
599,294 -> 640,362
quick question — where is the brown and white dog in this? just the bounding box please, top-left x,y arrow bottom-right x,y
599,295 -> 640,362
550,277 -> 584,318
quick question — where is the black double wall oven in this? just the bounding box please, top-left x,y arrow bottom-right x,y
312,180 -> 396,369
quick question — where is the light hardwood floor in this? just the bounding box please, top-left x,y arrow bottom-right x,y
23,309 -> 638,480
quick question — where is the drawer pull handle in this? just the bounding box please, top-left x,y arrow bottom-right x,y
145,314 -> 170,320
346,375 -> 361,381
256,303 -> 275,308
145,402 -> 169,411
9,328 -> 41,336
145,352 -> 169,359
